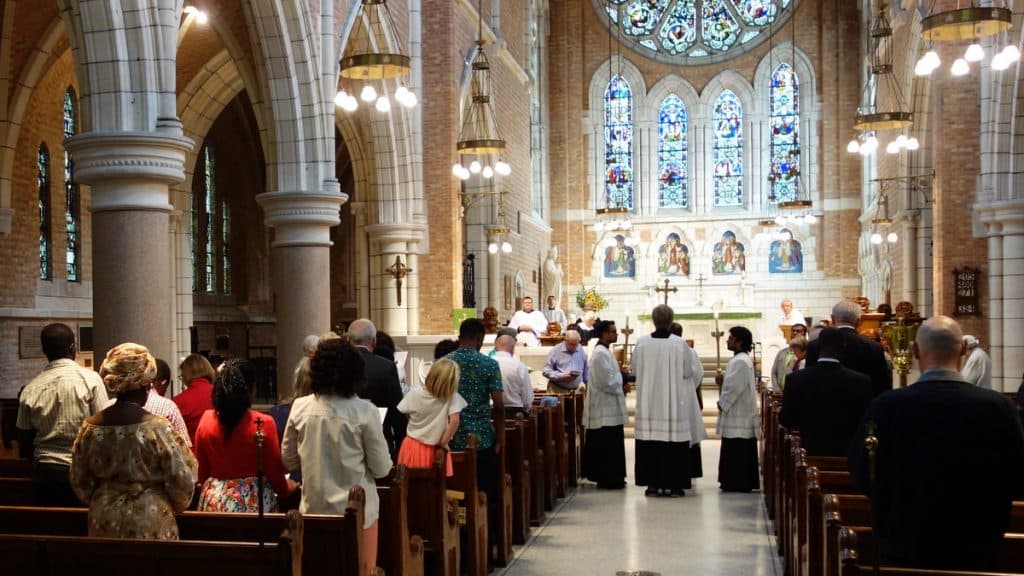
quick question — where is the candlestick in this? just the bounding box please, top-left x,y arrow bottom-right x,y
713,309 -> 720,333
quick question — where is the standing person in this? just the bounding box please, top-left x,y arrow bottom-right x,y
576,311 -> 598,345
770,324 -> 807,390
779,328 -> 872,457
633,305 -> 705,497
851,316 -> 1024,570
670,321 -> 705,484
806,299 -> 892,397
961,335 -> 993,389
16,323 -> 108,506
291,334 -> 320,393
716,326 -> 760,492
542,330 -> 588,393
494,334 -> 533,414
447,318 -> 504,567
543,295 -> 568,333
282,337 -> 393,576
194,360 -> 295,512
70,343 -> 197,538
109,358 -> 191,448
152,358 -> 173,397
396,358 -> 467,477
173,353 -> 217,442
348,319 -> 406,458
779,299 -> 806,327
582,320 -> 628,489
509,296 -> 549,347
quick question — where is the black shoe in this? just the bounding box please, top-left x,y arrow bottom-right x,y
671,489 -> 686,497
644,487 -> 658,497
657,488 -> 672,497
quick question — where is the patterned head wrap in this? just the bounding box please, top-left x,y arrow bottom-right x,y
100,342 -> 157,394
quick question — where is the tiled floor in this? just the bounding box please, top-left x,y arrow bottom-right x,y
498,439 -> 781,576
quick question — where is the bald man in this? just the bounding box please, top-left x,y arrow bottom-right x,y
850,316 -> 1024,571
493,334 -> 533,414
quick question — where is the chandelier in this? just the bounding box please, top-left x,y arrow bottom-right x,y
335,0 -> 417,113
452,0 -> 511,181
487,192 -> 513,254
916,1 -> 1018,76
870,192 -> 898,245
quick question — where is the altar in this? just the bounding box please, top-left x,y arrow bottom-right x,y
636,308 -> 764,356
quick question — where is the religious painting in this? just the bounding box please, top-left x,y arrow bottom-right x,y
604,234 -> 636,278
711,230 -> 745,275
657,232 -> 689,277
769,229 -> 803,274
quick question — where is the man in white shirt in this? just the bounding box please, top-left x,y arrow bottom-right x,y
780,299 -> 807,327
16,323 -> 108,506
961,335 -> 993,389
509,296 -> 549,347
542,295 -> 568,333
493,334 -> 533,414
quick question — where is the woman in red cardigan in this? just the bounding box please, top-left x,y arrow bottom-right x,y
193,360 -> 295,512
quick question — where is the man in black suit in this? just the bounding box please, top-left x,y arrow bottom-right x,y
850,316 -> 1024,570
806,299 -> 892,397
780,328 -> 872,457
349,318 -> 406,458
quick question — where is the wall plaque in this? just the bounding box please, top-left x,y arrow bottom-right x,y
18,326 -> 46,359
953,267 -> 981,317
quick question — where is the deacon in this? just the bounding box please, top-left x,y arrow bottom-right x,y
716,326 -> 760,492
582,320 -> 628,489
633,305 -> 705,497
509,296 -> 549,347
543,295 -> 568,333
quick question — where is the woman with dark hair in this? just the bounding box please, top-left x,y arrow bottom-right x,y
193,359 -> 294,512
283,337 -> 392,576
716,326 -> 759,492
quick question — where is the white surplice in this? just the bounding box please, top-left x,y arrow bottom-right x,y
633,334 -> 706,444
509,310 -> 549,347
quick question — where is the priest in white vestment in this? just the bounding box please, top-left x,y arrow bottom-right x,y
509,296 -> 549,347
961,335 -> 992,389
633,304 -> 706,497
581,319 -> 628,489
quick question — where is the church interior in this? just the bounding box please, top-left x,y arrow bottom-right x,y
0,0 -> 1023,574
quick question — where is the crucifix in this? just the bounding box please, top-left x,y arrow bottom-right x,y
695,273 -> 707,307
386,256 -> 413,306
655,278 -> 678,305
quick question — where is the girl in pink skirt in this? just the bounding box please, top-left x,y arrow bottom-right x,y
397,358 -> 466,476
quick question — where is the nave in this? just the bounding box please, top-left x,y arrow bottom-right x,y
501,439 -> 780,576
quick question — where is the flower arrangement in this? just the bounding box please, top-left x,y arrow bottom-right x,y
575,286 -> 609,312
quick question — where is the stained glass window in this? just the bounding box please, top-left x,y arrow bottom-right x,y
193,146 -> 230,295
770,63 -> 800,203
600,0 -> 794,63
604,75 -> 634,210
38,144 -> 51,280
713,90 -> 744,206
658,94 -> 688,208
63,88 -> 80,282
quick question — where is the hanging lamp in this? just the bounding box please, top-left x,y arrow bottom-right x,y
336,0 -> 417,113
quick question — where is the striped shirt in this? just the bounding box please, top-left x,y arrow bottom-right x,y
16,359 -> 108,465
103,389 -> 192,448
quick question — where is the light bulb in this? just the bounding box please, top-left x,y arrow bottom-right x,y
804,214 -> 817,224
1003,45 -> 1021,63
402,90 -> 417,107
395,86 -> 410,103
915,57 -> 933,76
458,166 -> 471,180
887,232 -> 898,244
375,96 -> 391,112
334,90 -> 348,108
895,134 -> 908,148
906,137 -> 920,151
847,139 -> 861,154
469,161 -> 481,174
886,141 -> 900,155
488,243 -> 498,254
482,166 -> 494,179
501,241 -> 512,254
452,163 -> 464,177
194,9 -> 209,24
924,50 -> 941,69
965,43 -> 985,63
871,232 -> 883,245
992,52 -> 1011,71
360,85 -> 378,102
494,161 -> 511,176
951,58 -> 970,76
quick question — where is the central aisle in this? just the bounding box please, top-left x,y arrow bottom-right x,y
498,439 -> 781,576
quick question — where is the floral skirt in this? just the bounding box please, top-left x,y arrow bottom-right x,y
397,436 -> 453,477
198,476 -> 278,513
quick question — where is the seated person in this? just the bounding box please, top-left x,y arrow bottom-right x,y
510,296 -> 550,346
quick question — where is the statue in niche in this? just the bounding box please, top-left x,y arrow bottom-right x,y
769,228 -> 803,274
657,232 -> 689,277
712,230 -> 745,275
603,234 -> 636,278
543,246 -> 564,304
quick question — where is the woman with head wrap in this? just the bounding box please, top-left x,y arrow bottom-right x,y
194,359 -> 296,512
70,343 -> 198,539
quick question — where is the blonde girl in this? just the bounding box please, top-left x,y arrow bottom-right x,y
396,358 -> 467,476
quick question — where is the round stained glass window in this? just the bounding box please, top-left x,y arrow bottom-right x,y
595,0 -> 799,65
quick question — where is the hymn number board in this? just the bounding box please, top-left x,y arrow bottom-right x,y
953,267 -> 981,317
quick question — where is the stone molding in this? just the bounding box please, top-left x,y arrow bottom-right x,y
365,223 -> 427,254
256,189 -> 347,247
977,199 -> 1024,236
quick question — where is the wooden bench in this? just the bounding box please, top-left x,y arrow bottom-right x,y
450,436 -> 488,576
505,417 -> 531,545
534,404 -> 558,511
524,411 -> 546,526
838,526 -> 1024,576
790,451 -> 854,576
377,466 -> 426,576
406,446 -> 459,576
492,420 -> 514,567
0,509 -> 302,576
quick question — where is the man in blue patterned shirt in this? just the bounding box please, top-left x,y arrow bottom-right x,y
447,318 -> 504,567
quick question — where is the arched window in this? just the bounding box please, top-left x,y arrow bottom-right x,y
769,63 -> 800,203
193,146 -> 230,295
38,144 -> 51,280
604,75 -> 634,210
658,93 -> 688,209
63,87 -> 81,281
712,89 -> 744,206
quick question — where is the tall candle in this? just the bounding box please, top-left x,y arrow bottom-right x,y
713,309 -> 720,333
625,309 -> 632,328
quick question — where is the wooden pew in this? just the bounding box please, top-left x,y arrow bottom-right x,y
450,436 -> 488,576
493,422 -> 514,567
0,509 -> 302,576
535,404 -> 558,510
377,466 -> 426,576
838,526 -> 1024,576
406,446 -> 459,576
524,411 -> 546,526
791,452 -> 852,576
505,417 -> 531,545
557,392 -> 583,488
552,400 -> 569,498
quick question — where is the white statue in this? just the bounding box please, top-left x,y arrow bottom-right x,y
543,246 -> 564,305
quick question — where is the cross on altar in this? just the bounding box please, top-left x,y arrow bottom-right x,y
655,278 -> 678,305
695,273 -> 706,307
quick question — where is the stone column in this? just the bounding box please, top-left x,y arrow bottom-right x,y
65,132 -> 193,362
257,185 -> 345,397
979,200 -> 1024,391
367,224 -> 425,336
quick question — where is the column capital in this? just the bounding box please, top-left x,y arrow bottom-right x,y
365,223 -> 427,252
977,199 -> 1024,236
256,189 -> 348,247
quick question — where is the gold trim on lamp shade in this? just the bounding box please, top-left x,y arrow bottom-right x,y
853,111 -> 913,131
779,200 -> 812,210
457,139 -> 507,154
921,7 -> 1013,42
596,206 -> 630,216
340,53 -> 411,80
758,219 -> 779,227
872,217 -> 893,226
490,226 -> 511,236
